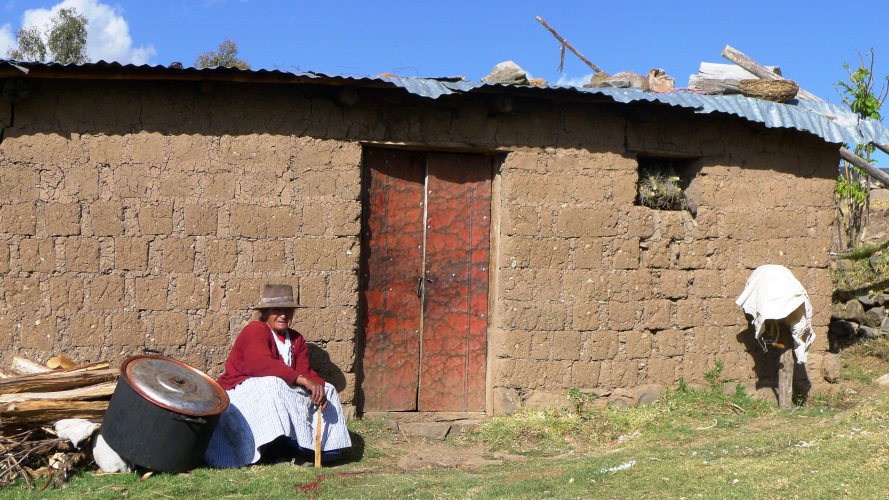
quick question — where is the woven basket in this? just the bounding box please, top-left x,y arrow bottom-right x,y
738,79 -> 800,102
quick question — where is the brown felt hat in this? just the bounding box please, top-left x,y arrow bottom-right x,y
253,284 -> 300,309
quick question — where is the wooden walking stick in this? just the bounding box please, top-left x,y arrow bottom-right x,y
314,405 -> 323,468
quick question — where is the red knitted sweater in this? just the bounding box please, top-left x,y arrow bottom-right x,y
217,320 -> 324,391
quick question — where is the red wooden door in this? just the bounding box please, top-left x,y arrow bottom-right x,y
361,149 -> 491,412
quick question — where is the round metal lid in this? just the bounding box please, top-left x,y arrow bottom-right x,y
121,355 -> 229,417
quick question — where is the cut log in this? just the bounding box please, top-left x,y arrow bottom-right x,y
0,381 -> 116,404
721,45 -> 820,101
0,400 -> 109,426
11,357 -> 52,375
46,355 -> 76,370
688,62 -> 781,94
0,369 -> 119,395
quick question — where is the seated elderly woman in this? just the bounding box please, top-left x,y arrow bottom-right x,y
204,284 -> 351,467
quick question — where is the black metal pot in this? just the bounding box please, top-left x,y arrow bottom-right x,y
100,356 -> 229,473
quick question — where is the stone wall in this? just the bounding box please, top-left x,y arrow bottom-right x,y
0,78 -> 838,414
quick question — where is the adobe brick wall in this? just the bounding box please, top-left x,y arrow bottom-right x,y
0,79 -> 838,414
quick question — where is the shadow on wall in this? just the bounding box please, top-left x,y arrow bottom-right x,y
736,322 -> 812,403
308,344 -> 347,392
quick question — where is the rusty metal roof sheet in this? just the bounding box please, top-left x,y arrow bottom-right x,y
2,59 -> 887,147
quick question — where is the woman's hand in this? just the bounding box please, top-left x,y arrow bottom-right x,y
297,375 -> 328,410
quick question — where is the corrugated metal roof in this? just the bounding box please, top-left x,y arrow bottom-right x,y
3,59 -> 887,147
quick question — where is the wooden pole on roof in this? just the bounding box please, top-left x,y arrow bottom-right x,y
535,16 -> 603,73
722,45 -> 889,187
721,45 -> 821,101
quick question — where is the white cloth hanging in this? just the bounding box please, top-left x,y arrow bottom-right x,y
735,264 -> 816,364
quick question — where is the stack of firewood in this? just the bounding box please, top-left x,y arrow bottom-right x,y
0,355 -> 119,488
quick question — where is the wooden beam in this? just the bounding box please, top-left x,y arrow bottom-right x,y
535,16 -> 603,73
0,369 -> 118,395
0,381 -> 116,404
841,147 -> 889,188
721,45 -> 820,101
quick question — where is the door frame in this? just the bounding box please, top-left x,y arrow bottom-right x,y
356,144 -> 504,416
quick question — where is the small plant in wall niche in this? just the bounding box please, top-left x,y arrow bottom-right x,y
635,156 -> 699,214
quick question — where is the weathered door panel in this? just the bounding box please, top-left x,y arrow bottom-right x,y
361,148 -> 425,411
362,149 -> 491,412
420,154 -> 491,411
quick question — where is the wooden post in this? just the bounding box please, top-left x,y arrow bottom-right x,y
840,146 -> 889,188
721,45 -> 821,101
535,16 -> 603,74
777,329 -> 794,410
314,406 -> 323,468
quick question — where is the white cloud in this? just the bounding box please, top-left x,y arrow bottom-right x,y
17,0 -> 156,64
0,23 -> 15,57
556,73 -> 595,88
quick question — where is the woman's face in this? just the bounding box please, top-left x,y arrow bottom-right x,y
264,307 -> 295,333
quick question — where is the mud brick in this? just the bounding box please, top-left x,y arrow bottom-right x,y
63,237 -> 99,272
624,330 -> 653,359
163,237 -> 196,273
686,326 -> 722,355
139,203 -> 174,235
50,275 -> 85,313
612,238 -> 641,270
554,206 -> 619,238
225,279 -> 267,310
607,301 -> 638,330
653,329 -> 685,357
267,206 -> 302,238
20,316 -> 56,349
197,314 -> 231,347
68,313 -> 106,347
292,238 -> 358,271
329,201 -> 361,237
625,206 -> 656,239
488,330 -> 531,358
136,277 -> 170,310
0,243 -> 8,273
570,361 -> 601,388
500,270 -> 535,301
529,332 -> 550,360
657,270 -> 691,299
209,282 -> 224,312
89,275 -> 126,310
642,240 -> 674,268
110,312 -> 144,347
299,275 -> 327,307
0,316 -> 18,349
675,299 -> 706,330
599,360 -> 639,388
153,312 -> 189,346
318,341 -> 355,372
301,204 -> 328,236
62,167 -> 99,201
0,168 -> 38,201
690,269 -> 722,298
572,303 -> 601,331
89,201 -> 123,236
5,277 -> 43,313
1,203 -> 36,235
20,239 -> 55,272
550,331 -> 582,361
158,171 -> 194,199
205,172 -> 237,199
328,273 -> 358,307
708,297 -> 745,327
184,204 -> 218,235
45,203 -> 81,235
642,299 -> 672,330
252,240 -> 286,272
645,358 -> 680,385
502,204 -> 539,237
229,205 -> 267,238
206,240 -> 238,273
115,237 -> 149,271
677,241 -> 711,269
112,165 -> 150,198
583,331 -> 619,361
175,276 -> 208,309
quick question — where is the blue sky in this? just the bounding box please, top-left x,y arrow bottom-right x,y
1,0 -> 888,108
